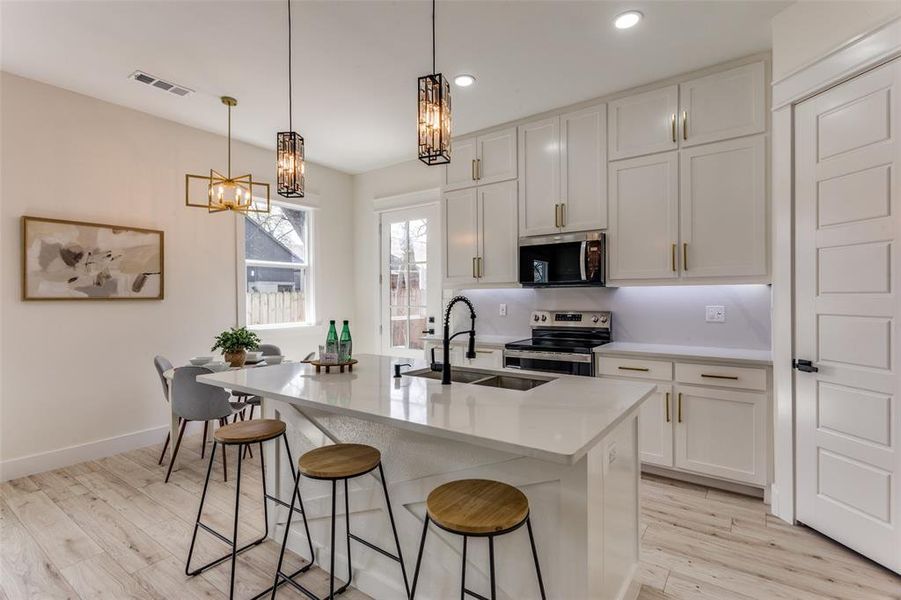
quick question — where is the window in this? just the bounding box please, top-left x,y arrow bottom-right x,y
244,202 -> 311,326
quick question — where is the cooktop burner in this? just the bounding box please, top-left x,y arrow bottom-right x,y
505,310 -> 612,354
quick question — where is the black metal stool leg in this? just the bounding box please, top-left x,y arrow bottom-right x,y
526,517 -> 547,600
228,443 -> 244,599
488,536 -> 496,600
460,536 -> 467,600
281,432 -> 315,562
270,459 -> 301,600
329,479 -> 337,599
377,463 -> 410,598
185,441 -> 217,575
344,479 -> 353,590
410,515 -> 430,599
258,442 -> 269,539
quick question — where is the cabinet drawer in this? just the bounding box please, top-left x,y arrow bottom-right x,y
675,362 -> 766,391
597,356 -> 673,381
465,348 -> 502,369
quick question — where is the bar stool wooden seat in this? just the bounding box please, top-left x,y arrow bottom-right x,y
271,443 -> 409,599
185,419 -> 315,600
410,479 -> 547,600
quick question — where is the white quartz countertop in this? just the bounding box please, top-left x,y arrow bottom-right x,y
595,342 -> 772,365
421,334 -> 526,348
197,354 -> 655,465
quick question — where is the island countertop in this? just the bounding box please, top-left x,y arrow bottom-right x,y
197,354 -> 655,465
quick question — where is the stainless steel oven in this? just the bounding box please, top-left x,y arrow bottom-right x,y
504,311 -> 612,377
503,349 -> 596,376
519,232 -> 605,287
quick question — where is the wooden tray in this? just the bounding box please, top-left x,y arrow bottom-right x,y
302,358 -> 358,373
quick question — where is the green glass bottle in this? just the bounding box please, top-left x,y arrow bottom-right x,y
326,320 -> 339,356
339,320 -> 352,362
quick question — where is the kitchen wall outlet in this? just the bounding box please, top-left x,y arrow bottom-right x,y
706,305 -> 726,323
499,303 -> 507,316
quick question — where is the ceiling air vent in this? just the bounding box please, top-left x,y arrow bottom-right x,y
128,70 -> 193,97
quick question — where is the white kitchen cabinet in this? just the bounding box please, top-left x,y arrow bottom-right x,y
680,135 -> 767,278
442,188 -> 478,286
680,62 -> 766,148
639,384 -> 674,467
608,85 -> 679,160
422,343 -> 502,369
518,116 -> 560,236
477,181 -> 518,284
674,384 -> 767,486
444,127 -> 516,191
607,152 -> 679,280
518,104 -> 607,237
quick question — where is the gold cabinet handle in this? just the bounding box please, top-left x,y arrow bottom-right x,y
701,373 -> 739,380
478,256 -> 483,278
475,349 -> 494,355
618,366 -> 650,372
677,392 -> 683,423
671,113 -> 677,143
472,257 -> 478,279
682,242 -> 688,271
665,392 -> 671,423
682,110 -> 688,140
471,159 -> 476,181
554,204 -> 560,228
560,203 -> 566,228
478,158 -> 482,180
671,243 -> 677,272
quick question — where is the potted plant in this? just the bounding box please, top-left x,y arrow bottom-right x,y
211,326 -> 261,367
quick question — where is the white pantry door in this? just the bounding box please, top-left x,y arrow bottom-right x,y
380,204 -> 441,358
795,58 -> 901,573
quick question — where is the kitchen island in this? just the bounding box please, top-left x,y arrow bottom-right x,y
198,354 -> 655,600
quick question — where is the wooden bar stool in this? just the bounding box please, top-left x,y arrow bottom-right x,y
271,443 -> 410,599
410,479 -> 547,600
185,419 -> 316,600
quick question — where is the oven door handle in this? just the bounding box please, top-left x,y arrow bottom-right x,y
504,349 -> 594,363
579,241 -> 587,281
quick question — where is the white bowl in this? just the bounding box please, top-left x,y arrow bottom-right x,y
205,361 -> 229,372
189,356 -> 213,366
246,351 -> 263,361
265,355 -> 284,364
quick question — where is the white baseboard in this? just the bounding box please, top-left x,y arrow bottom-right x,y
0,422 -> 202,482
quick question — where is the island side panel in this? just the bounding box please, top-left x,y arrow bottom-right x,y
262,398 -> 641,600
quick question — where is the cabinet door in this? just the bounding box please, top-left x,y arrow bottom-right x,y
680,135 -> 767,278
561,104 -> 607,232
478,180 -> 518,284
442,188 -> 479,286
463,348 -> 503,369
518,117 -> 561,236
674,385 -> 767,485
477,127 -> 517,185
639,384 -> 674,467
608,152 -> 679,280
444,136 -> 478,191
680,62 -> 765,147
608,85 -> 678,160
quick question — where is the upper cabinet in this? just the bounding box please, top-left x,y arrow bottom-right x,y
608,86 -> 679,160
519,103 -> 607,237
444,127 -> 517,191
608,62 -> 766,161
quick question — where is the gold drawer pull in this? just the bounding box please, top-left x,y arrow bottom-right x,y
677,392 -> 683,423
670,113 -> 676,143
475,350 -> 494,355
618,366 -> 650,372
665,392 -> 670,423
701,373 -> 739,380
671,243 -> 676,272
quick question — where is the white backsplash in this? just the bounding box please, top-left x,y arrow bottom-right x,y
445,285 -> 772,350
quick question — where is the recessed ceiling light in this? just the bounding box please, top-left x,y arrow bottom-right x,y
614,10 -> 642,29
454,74 -> 476,87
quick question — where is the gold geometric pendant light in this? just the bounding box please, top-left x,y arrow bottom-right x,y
277,0 -> 305,198
417,0 -> 451,166
185,96 -> 271,214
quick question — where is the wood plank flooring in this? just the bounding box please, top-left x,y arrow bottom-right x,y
1,435 -> 899,599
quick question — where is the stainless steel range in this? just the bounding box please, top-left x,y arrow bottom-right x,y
504,310 -> 612,376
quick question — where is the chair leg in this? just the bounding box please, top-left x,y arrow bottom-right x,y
410,515 -> 431,599
164,419 -> 187,483
378,462 -> 410,597
157,431 -> 171,466
219,418 -> 228,482
526,517 -> 547,600
227,444 -> 243,599
201,421 -> 209,459
488,536 -> 496,600
460,536 -> 467,600
185,441 -> 217,575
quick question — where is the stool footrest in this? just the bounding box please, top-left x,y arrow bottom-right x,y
266,492 -> 307,516
464,589 -> 491,600
274,568 -> 351,600
196,522 -> 233,546
246,563 -> 313,600
186,533 -> 266,576
349,532 -> 402,563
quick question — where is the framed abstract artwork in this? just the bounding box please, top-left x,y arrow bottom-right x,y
21,216 -> 164,300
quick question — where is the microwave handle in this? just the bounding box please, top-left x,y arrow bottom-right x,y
580,241 -> 587,281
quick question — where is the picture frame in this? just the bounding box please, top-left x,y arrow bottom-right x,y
21,216 -> 164,301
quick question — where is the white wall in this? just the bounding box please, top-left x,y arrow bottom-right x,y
352,159 -> 442,354
771,1 -> 901,81
0,73 -> 354,478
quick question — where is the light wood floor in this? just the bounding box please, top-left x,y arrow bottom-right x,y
1,434 -> 898,599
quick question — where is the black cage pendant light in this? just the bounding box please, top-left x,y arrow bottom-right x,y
417,0 -> 451,166
277,0 -> 305,197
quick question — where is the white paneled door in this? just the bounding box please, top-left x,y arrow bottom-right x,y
795,58 -> 901,573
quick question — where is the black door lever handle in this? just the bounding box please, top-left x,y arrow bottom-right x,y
793,359 -> 819,373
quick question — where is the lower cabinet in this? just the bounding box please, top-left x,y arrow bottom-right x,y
598,354 -> 770,487
422,342 -> 503,369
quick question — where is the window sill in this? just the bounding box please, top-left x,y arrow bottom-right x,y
248,322 -> 318,332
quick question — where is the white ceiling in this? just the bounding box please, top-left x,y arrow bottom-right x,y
1,0 -> 789,174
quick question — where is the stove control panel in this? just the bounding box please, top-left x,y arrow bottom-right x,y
529,310 -> 611,329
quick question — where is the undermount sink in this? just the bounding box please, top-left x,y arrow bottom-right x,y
403,367 -> 553,390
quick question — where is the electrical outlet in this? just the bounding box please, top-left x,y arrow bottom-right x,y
499,303 -> 507,316
706,305 -> 726,323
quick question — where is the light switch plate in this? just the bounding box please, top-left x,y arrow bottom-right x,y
499,303 -> 507,316
706,305 -> 726,323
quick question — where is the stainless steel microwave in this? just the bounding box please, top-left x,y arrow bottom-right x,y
518,231 -> 606,287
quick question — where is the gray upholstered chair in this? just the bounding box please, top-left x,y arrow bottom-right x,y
232,343 -> 282,421
259,343 -> 282,357
153,355 -> 175,465
165,366 -> 246,483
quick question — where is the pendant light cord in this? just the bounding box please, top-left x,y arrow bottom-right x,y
287,0 -> 293,132
431,0 -> 436,74
227,103 -> 231,178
